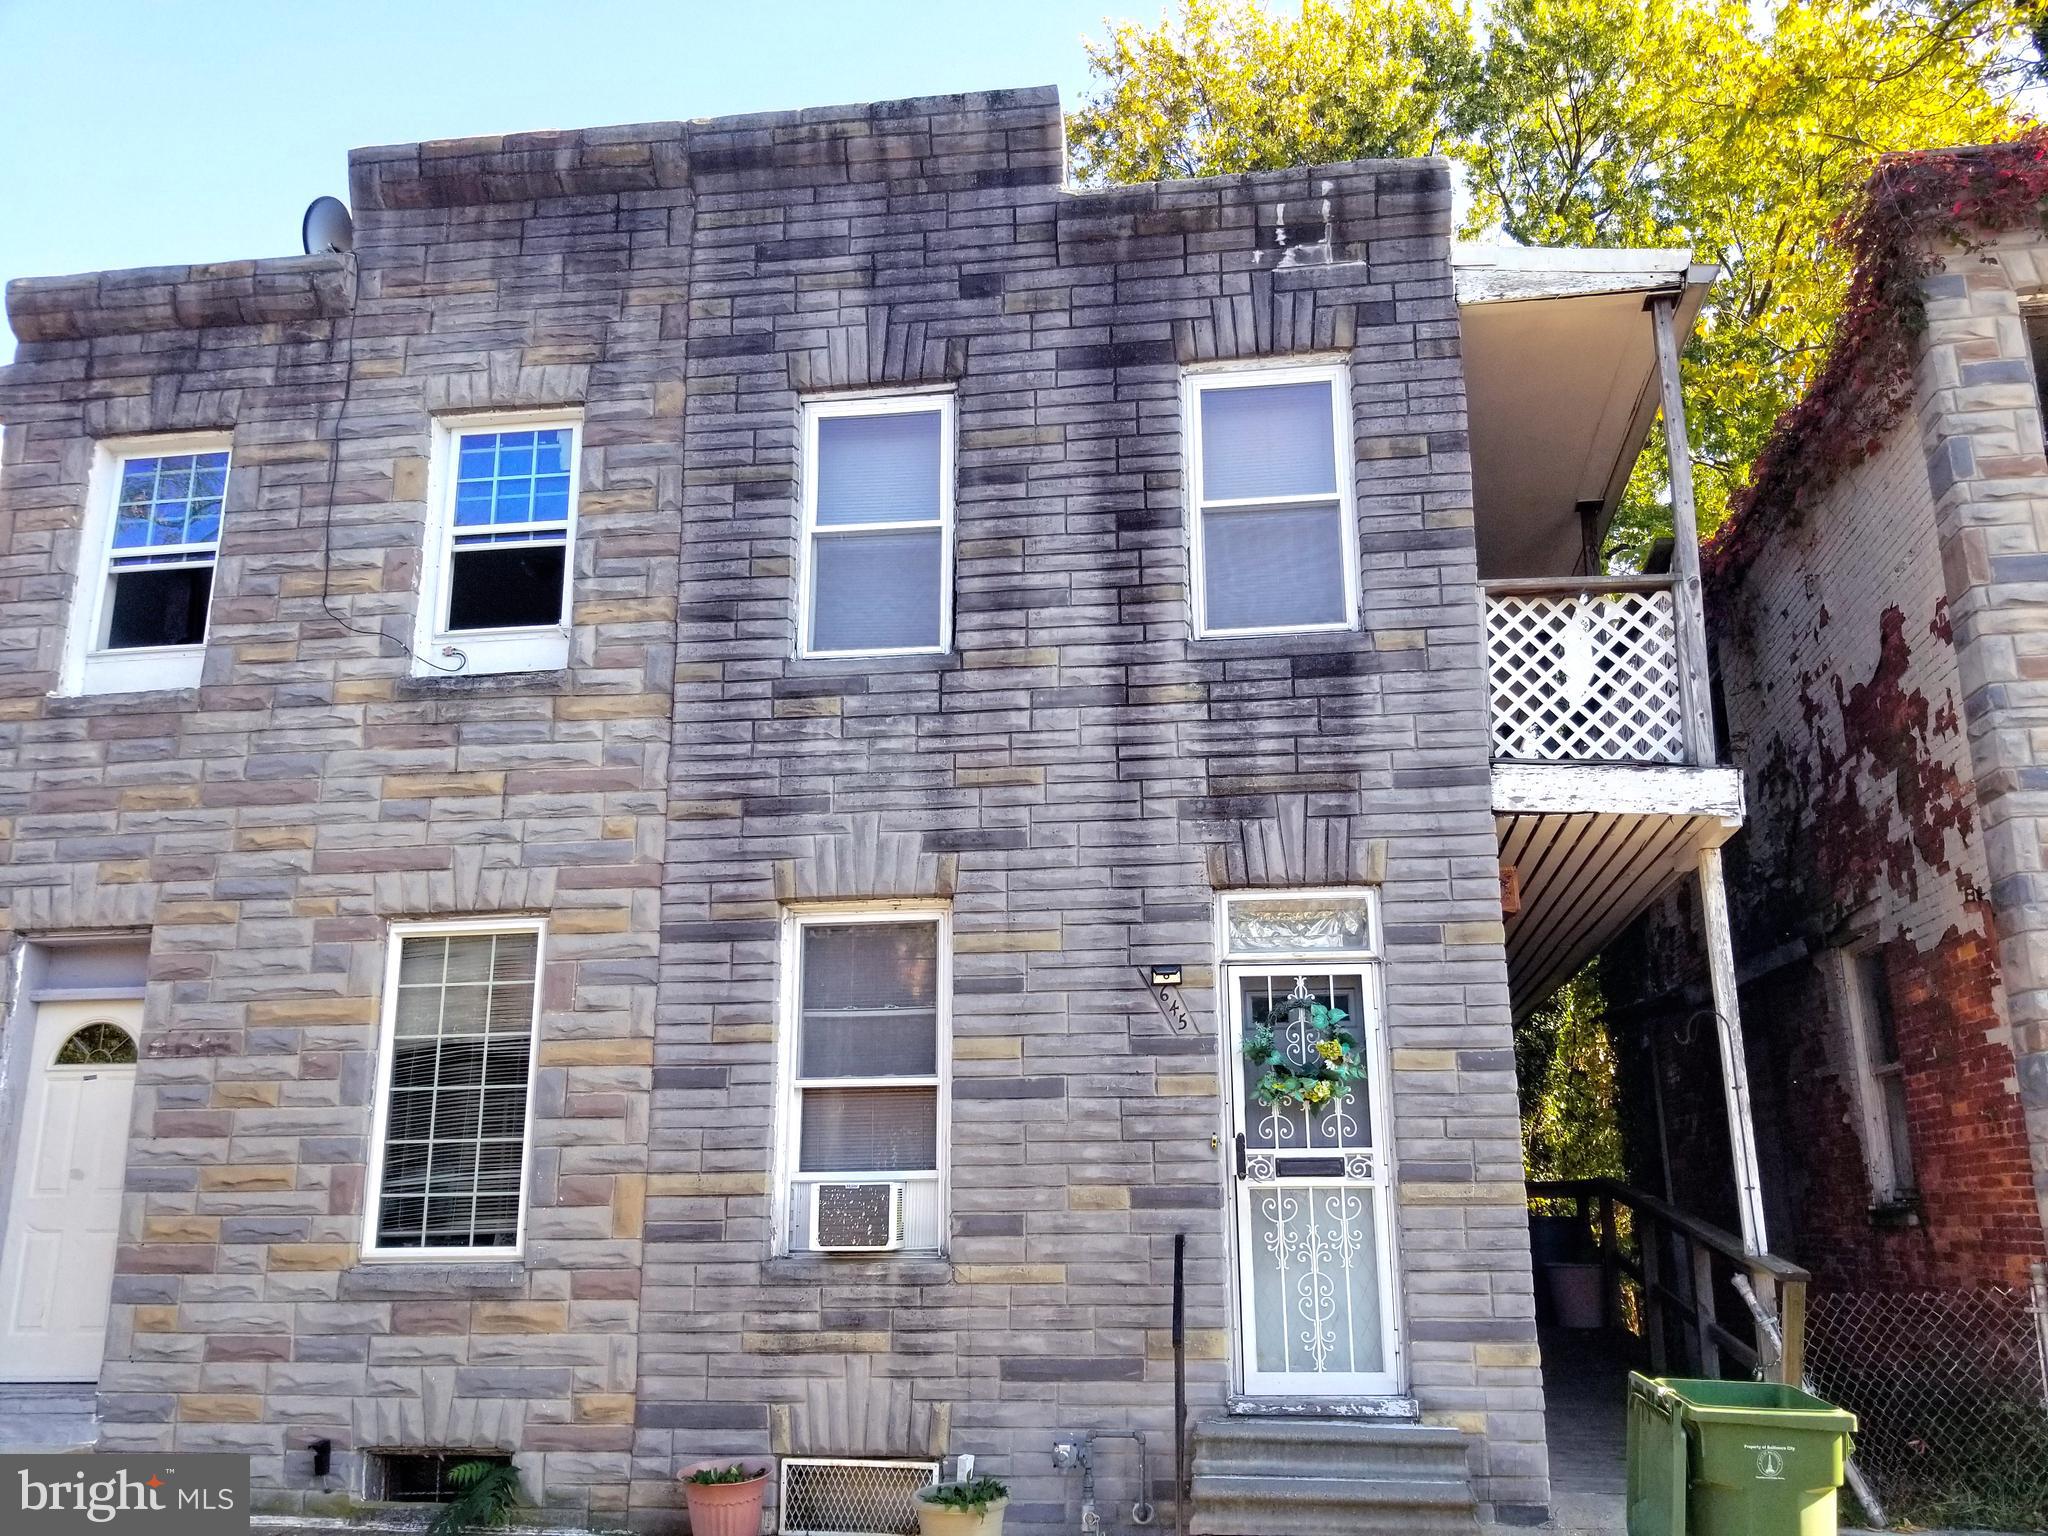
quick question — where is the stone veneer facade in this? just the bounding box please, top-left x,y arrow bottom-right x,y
0,88 -> 1545,1529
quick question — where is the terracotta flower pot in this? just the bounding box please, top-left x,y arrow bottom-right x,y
915,1495 -> 1008,1536
678,1458 -> 771,1536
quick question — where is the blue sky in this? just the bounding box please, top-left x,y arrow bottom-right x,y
0,0 -> 1121,360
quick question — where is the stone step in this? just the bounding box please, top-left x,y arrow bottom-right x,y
1188,1416 -> 1479,1536
0,1382 -> 97,1454
1194,1416 -> 1474,1478
1190,1474 -> 1479,1536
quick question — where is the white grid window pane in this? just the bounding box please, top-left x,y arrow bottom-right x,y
799,1086 -> 939,1173
809,530 -> 942,652
1202,503 -> 1348,631
1200,381 -> 1338,501
816,412 -> 941,526
377,931 -> 538,1251
111,451 -> 229,552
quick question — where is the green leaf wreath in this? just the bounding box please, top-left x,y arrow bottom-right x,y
1242,988 -> 1364,1109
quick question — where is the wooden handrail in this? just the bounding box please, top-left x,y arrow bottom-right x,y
1482,575 -> 1676,597
1533,1177 -> 1807,1282
1528,1177 -> 1808,1385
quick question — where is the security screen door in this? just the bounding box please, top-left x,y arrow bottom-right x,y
1222,894 -> 1401,1396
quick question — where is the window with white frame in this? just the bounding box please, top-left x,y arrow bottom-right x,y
1833,943 -> 1916,1204
62,437 -> 231,695
779,911 -> 949,1253
414,415 -> 581,676
364,921 -> 543,1256
1187,364 -> 1357,637
800,395 -> 953,657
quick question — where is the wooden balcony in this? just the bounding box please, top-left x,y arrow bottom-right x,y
1485,575 -> 1745,1018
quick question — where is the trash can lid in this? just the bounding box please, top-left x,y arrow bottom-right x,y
1632,1375 -> 1857,1433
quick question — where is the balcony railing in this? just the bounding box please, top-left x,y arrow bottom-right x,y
1485,576 -> 1699,766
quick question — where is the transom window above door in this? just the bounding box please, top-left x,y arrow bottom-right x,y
1187,365 -> 1358,638
800,394 -> 954,658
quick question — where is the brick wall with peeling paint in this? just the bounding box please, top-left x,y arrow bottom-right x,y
1604,419 -> 2047,1287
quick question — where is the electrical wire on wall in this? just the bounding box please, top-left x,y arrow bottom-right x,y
315,252 -> 464,673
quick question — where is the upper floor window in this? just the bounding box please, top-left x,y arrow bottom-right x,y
415,414 -> 581,677
1187,364 -> 1357,637
1831,943 -> 1916,1206
62,436 -> 231,695
364,919 -> 543,1258
800,394 -> 954,658
777,910 -> 949,1254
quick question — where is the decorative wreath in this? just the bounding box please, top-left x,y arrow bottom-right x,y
1241,983 -> 1365,1108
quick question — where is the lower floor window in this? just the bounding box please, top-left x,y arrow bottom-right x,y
370,1453 -> 513,1504
366,921 -> 542,1256
781,911 -> 949,1253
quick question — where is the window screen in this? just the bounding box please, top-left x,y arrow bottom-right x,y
373,928 -> 540,1251
804,404 -> 949,655
443,428 -> 574,633
788,918 -> 944,1241
1193,374 -> 1351,634
100,451 -> 229,650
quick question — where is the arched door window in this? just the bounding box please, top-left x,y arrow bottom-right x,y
53,1022 -> 137,1066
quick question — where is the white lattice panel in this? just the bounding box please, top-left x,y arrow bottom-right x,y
1487,588 -> 1686,764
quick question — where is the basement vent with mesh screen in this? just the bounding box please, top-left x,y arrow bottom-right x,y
779,1457 -> 939,1536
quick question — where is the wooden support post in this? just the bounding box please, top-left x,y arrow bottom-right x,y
1651,294 -> 1718,766
1780,1275 -> 1807,1387
1699,843 -> 1770,1255
1641,1215 -> 1668,1373
1600,1192 -> 1622,1332
1691,1239 -> 1721,1377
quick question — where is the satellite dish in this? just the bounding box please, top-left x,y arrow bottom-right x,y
301,196 -> 354,255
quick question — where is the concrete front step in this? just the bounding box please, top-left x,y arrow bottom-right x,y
0,1382 -> 98,1453
1190,1416 -> 1479,1536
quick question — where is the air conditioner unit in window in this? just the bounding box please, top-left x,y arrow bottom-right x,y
810,1181 -> 905,1253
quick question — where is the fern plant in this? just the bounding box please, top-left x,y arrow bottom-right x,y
427,1459 -> 525,1536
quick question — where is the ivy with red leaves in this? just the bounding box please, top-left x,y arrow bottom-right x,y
1703,130 -> 2048,594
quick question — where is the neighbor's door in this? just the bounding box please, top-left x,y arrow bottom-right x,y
0,999 -> 139,1380
1227,968 -> 1401,1395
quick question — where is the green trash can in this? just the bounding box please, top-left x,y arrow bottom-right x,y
1625,1373 -> 1857,1536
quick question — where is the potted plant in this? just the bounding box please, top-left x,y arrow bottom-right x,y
678,1458 -> 772,1536
915,1475 -> 1009,1536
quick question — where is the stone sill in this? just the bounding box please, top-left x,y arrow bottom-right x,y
1224,1394 -> 1422,1420
337,1263 -> 529,1300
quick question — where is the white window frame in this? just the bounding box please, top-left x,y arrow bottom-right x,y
361,916 -> 546,1262
772,904 -> 952,1257
60,431 -> 233,696
414,410 -> 583,678
798,391 -> 955,659
1184,360 -> 1360,639
1827,942 -> 1916,1205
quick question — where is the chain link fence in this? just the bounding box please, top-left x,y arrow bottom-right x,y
1803,1271 -> 2048,1531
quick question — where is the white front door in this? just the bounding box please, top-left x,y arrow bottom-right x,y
1226,966 -> 1401,1395
0,999 -> 139,1380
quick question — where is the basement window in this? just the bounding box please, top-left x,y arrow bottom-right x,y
415,414 -> 581,677
62,437 -> 232,695
368,1452 -> 512,1504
